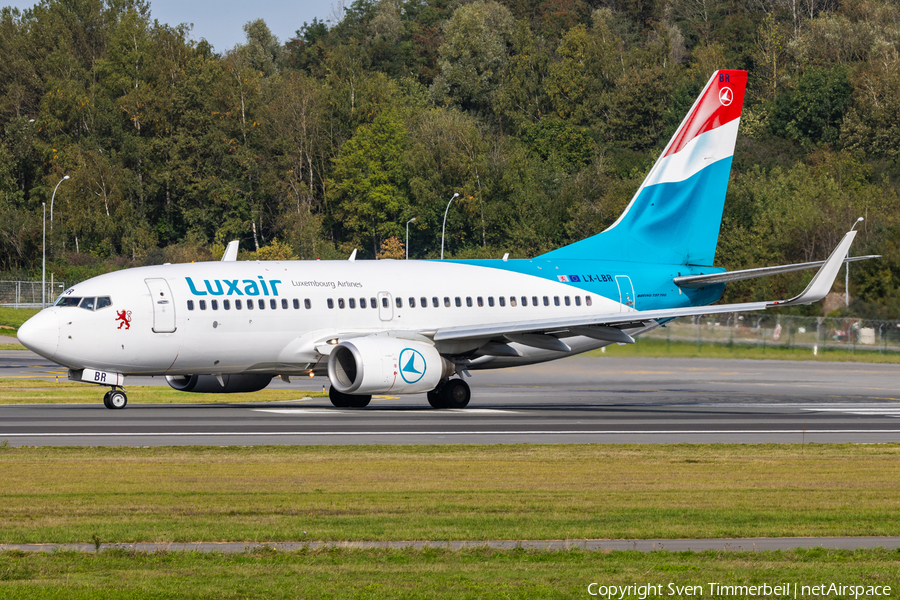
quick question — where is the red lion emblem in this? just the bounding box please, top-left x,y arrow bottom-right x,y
115,310 -> 132,330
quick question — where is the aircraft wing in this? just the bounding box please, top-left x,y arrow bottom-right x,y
433,231 -> 858,346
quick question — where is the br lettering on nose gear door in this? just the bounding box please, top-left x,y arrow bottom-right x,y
145,278 -> 176,333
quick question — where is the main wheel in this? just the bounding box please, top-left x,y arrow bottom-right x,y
329,386 -> 350,407
107,390 -> 127,410
442,379 -> 470,409
102,391 -> 112,409
427,383 -> 446,409
347,394 -> 371,408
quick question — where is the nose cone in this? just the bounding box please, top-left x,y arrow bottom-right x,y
17,309 -> 60,359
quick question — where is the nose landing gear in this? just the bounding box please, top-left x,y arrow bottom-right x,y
102,388 -> 128,409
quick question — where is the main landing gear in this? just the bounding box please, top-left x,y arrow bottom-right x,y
102,388 -> 127,410
427,378 -> 471,409
329,386 -> 372,408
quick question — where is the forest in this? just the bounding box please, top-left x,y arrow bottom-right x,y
1,0 -> 899,316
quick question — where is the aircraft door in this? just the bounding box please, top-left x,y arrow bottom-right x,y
615,275 -> 635,311
377,292 -> 393,321
145,278 -> 177,333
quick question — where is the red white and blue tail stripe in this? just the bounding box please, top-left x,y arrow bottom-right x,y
540,70 -> 748,267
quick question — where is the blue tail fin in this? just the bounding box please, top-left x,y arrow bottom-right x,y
540,70 -> 748,266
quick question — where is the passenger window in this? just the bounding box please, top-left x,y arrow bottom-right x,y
247,300 -> 253,310
305,299 -> 311,309
96,297 -> 112,309
432,297 -> 439,308
509,297 -> 517,307
488,297 -> 494,307
543,296 -> 549,306
444,297 -> 450,307
338,298 -> 345,309
477,297 -> 484,307
293,299 -> 300,309
396,297 -> 402,308
211,299 -> 218,310
521,296 -> 527,307
349,298 -> 356,309
499,297 -> 506,307
327,299 -> 334,309
224,300 -> 231,310
282,299 -> 288,309
187,300 -> 194,311
575,296 -> 581,306
79,297 -> 96,310
409,297 -> 416,308
360,298 -> 366,309
236,299 -> 243,310
258,299 -> 265,309
565,296 -> 571,306
554,296 -> 560,306
466,297 -> 472,307
455,297 -> 461,307
585,295 -> 592,306
199,300 -> 207,310
270,299 -> 277,309
532,296 -> 538,307
420,297 -> 427,308
371,298 -> 377,308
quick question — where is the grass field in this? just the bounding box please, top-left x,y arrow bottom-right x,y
0,378 -> 326,404
1,547 -> 897,599
591,336 -> 900,363
1,444 -> 898,544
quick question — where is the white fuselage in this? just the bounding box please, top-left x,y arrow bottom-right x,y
22,259 -> 639,378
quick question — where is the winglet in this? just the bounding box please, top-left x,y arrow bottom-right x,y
221,240 -> 239,262
769,231 -> 857,307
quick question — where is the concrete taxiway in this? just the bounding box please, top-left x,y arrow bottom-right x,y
2,351 -> 900,446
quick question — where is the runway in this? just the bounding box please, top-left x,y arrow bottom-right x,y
2,351 -> 900,446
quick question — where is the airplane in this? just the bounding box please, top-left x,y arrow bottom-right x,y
17,70 -> 876,410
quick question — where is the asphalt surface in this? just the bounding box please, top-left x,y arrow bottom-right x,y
5,537 -> 900,553
2,350 -> 900,446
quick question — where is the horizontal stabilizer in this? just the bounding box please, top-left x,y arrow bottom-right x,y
675,254 -> 879,288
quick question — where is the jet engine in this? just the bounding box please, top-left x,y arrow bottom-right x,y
327,337 -> 454,395
165,374 -> 273,393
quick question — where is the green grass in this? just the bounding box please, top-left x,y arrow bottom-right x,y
0,547 -> 897,599
0,306 -> 38,336
1,445 -> 898,544
592,336 -> 900,363
0,378 -> 327,404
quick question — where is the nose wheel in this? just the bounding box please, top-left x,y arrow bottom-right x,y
102,388 -> 128,410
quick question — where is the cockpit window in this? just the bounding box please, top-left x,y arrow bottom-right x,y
96,296 -> 112,310
56,297 -> 81,307
79,297 -> 96,310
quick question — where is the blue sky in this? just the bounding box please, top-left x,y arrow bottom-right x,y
4,0 -> 335,52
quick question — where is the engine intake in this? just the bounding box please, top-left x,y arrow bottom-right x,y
165,374 -> 273,393
328,337 -> 453,395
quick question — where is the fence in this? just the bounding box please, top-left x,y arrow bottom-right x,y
642,313 -> 900,354
0,280 -> 67,308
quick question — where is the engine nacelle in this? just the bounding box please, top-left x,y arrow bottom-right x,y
165,374 -> 273,393
328,337 -> 454,395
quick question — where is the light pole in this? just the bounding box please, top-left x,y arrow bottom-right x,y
405,217 -> 416,260
41,202 -> 46,307
440,192 -> 459,260
846,217 -> 864,307
43,175 -> 69,308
